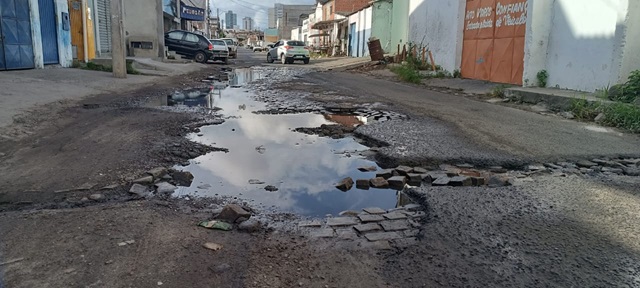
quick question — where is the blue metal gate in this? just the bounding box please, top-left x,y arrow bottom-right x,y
0,0 -> 35,70
38,0 -> 57,64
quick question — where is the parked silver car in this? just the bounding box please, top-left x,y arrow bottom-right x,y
267,40 -> 310,64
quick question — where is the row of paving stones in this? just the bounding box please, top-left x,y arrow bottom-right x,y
298,205 -> 425,250
537,158 -> 640,177
335,164 -> 512,192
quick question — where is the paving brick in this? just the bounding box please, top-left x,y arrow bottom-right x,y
472,177 -> 486,186
426,172 -> 447,183
402,204 -> 422,211
358,214 -> 385,223
327,217 -> 359,227
355,179 -> 370,190
310,228 -> 335,238
375,169 -> 394,179
369,177 -> 389,188
336,228 -> 359,240
364,231 -> 403,242
380,220 -> 410,231
395,166 -> 413,176
363,207 -> 386,214
432,176 -> 451,186
382,212 -> 407,220
412,167 -> 428,174
387,176 -> 407,190
353,223 -> 382,233
449,176 -> 472,186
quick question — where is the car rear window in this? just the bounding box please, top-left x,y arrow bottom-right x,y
287,41 -> 305,46
211,40 -> 225,46
223,39 -> 234,45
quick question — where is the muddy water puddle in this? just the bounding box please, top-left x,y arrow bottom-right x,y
157,68 -> 401,217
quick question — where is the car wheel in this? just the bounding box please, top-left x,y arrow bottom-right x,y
195,51 -> 207,63
303,58 -> 310,64
281,54 -> 287,64
267,53 -> 274,63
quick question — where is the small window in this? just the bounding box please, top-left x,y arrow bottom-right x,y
131,41 -> 153,49
167,31 -> 183,40
185,33 -> 199,43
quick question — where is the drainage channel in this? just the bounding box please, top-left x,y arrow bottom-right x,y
156,68 -> 405,217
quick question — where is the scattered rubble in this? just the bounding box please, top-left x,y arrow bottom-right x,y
335,177 -> 354,191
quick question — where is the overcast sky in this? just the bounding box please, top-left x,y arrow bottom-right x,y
210,0 -> 315,30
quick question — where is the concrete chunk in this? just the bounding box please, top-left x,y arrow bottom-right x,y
335,177 -> 354,192
216,204 -> 251,223
406,173 -> 423,186
472,177 -> 486,186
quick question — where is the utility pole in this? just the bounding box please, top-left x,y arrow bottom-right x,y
217,8 -> 220,37
205,0 -> 210,38
111,0 -> 126,78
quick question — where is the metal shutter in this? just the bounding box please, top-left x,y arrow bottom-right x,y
96,0 -> 111,54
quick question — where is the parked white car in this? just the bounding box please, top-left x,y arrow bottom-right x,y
220,38 -> 238,58
266,40 -> 310,64
208,39 -> 229,64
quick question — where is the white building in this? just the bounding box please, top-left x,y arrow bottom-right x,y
407,0 -> 640,92
347,6 -> 372,57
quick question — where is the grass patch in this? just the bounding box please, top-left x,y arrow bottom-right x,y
571,99 -> 640,132
81,61 -> 140,75
391,64 -> 422,84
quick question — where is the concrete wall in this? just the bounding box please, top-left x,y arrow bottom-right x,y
540,0 -> 629,91
390,0 -> 409,55
618,0 -> 640,83
348,6 -> 372,57
124,0 -> 164,59
408,0 -> 464,73
371,0 -> 392,53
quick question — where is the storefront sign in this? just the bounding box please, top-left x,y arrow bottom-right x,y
181,2 -> 205,21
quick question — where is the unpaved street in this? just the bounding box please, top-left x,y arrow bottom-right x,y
1,49 -> 640,287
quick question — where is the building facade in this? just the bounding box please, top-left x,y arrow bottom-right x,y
0,0 -> 73,70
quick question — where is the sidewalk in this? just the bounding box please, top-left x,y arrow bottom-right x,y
0,61 -> 204,129
308,57 -> 374,71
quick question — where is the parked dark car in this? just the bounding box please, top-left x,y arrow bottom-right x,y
164,30 -> 213,63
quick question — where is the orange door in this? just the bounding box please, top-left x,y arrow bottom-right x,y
461,0 -> 527,85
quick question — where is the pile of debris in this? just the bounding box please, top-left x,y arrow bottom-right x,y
199,204 -> 262,233
127,167 -> 194,199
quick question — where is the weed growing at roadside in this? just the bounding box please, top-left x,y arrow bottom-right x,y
453,69 -> 461,78
490,85 -> 508,98
391,64 -> 423,84
537,70 -> 548,87
571,99 -> 640,132
611,70 -> 640,103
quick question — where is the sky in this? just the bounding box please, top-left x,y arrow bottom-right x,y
209,0 -> 315,30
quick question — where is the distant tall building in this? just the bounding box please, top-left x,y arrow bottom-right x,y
225,10 -> 237,29
268,8 -> 276,28
271,3 -> 315,39
243,17 -> 254,31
